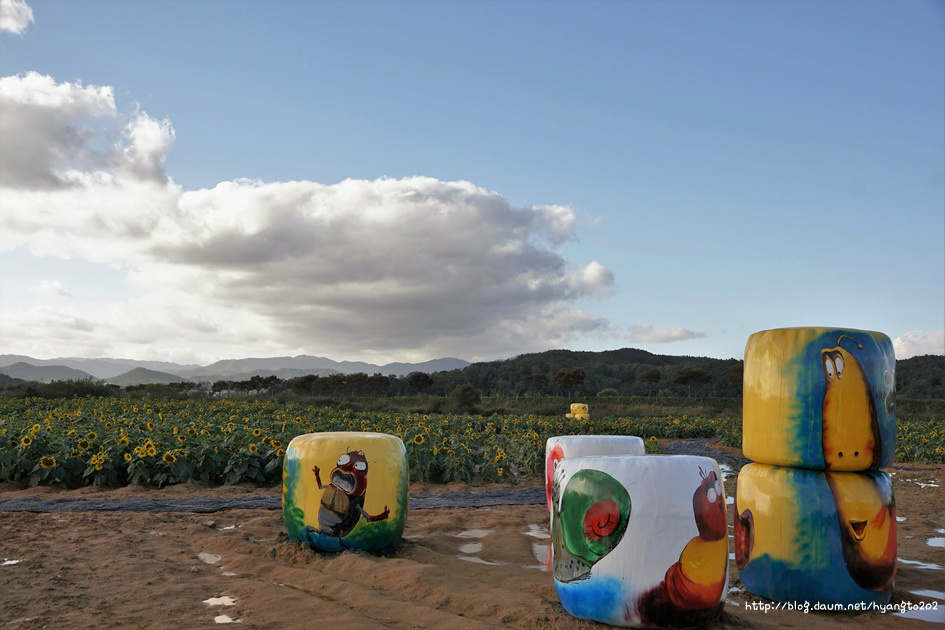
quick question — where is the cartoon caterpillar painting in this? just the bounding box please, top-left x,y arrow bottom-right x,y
305,449 -> 389,545
821,334 -> 882,469
635,468 -> 727,626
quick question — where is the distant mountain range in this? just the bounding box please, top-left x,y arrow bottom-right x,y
0,354 -> 472,385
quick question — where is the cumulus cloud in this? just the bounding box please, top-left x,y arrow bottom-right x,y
0,73 -> 617,362
0,72 -> 174,190
893,330 -> 945,359
145,176 -> 615,358
628,324 -> 706,344
0,0 -> 33,35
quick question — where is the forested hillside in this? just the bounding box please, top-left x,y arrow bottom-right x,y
438,349 -> 942,399
894,354 -> 945,399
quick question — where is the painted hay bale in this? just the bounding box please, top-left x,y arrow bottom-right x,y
551,455 -> 728,628
734,462 -> 895,606
742,327 -> 896,470
283,431 -> 408,551
567,403 -> 591,419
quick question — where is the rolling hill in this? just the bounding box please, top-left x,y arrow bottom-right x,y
0,362 -> 94,383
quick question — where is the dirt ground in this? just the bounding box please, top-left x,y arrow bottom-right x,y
0,440 -> 942,629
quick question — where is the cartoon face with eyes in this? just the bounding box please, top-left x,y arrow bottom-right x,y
826,472 -> 896,592
821,336 -> 880,470
635,467 -> 728,625
308,449 -> 389,541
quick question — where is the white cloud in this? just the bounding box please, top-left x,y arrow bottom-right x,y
29,280 -> 73,298
893,330 -> 944,359
0,72 -> 119,189
0,72 -> 617,362
0,0 -> 33,35
628,324 -> 706,344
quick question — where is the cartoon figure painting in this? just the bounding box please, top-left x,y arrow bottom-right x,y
821,335 -> 881,469
825,471 -> 897,592
306,449 -> 390,545
283,431 -> 407,552
734,463 -> 895,606
552,455 -> 727,628
742,327 -> 895,470
636,468 -> 728,627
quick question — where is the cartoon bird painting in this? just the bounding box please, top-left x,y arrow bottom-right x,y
636,468 -> 728,627
826,472 -> 897,592
306,449 -> 390,545
821,335 -> 881,470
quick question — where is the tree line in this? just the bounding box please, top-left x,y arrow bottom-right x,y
1,348 -> 941,401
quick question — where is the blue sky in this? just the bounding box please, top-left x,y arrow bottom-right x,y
1,0 -> 943,366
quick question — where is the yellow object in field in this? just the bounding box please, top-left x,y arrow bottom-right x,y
566,403 -> 589,419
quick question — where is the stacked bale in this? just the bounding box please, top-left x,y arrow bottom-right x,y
735,327 -> 897,607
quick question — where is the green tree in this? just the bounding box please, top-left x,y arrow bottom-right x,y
553,367 -> 587,398
407,371 -> 434,395
673,366 -> 713,397
365,374 -> 391,396
639,367 -> 662,397
724,362 -> 744,393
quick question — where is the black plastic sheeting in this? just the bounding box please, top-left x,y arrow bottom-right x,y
0,441 -> 751,515
0,486 -> 547,514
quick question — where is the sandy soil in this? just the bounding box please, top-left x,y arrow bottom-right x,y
0,441 -> 942,629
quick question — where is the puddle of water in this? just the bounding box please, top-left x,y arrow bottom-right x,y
726,496 -> 734,505
912,589 -> 945,600
213,614 -> 242,624
896,607 -> 945,624
1,559 -> 20,566
454,529 -> 493,539
905,478 -> 940,489
729,553 -> 736,561
198,553 -> 222,565
928,537 -> 945,549
938,529 -> 945,535
897,516 -> 906,522
530,543 -> 551,571
203,596 -> 236,606
523,524 -> 550,539
458,542 -> 483,554
899,558 -> 944,571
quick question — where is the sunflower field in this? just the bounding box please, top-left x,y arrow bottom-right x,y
0,397 -> 941,488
